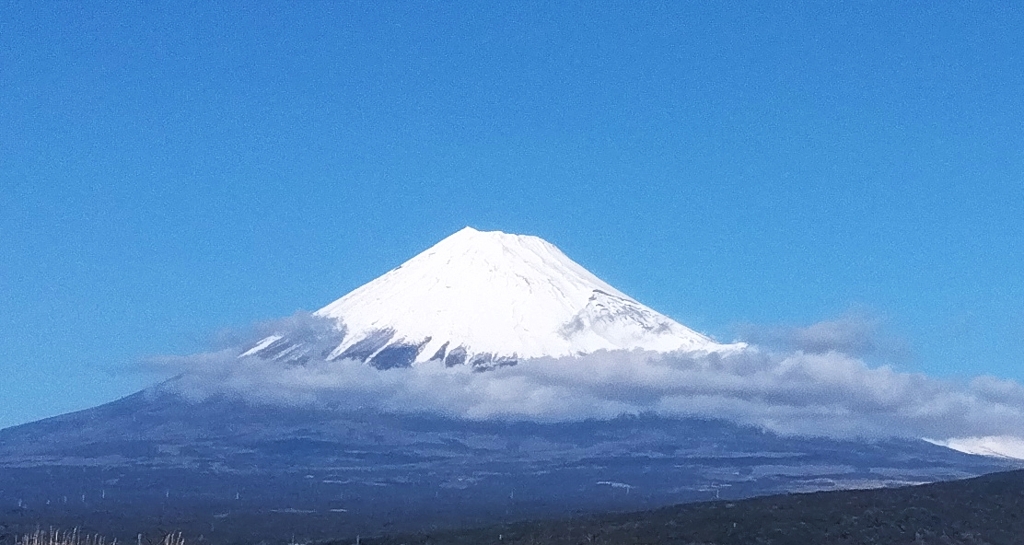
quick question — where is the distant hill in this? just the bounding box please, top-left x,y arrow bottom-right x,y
366,469 -> 1024,545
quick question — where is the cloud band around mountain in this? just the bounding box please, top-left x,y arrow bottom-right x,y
150,313 -> 1024,454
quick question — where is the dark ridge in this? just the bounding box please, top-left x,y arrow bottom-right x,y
364,469 -> 1024,545
444,346 -> 467,367
337,328 -> 395,361
472,355 -> 518,372
468,352 -> 493,368
429,341 -> 449,362
369,343 -> 421,370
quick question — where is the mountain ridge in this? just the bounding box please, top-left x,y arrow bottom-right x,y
1,388 -> 1015,543
364,469 -> 1024,545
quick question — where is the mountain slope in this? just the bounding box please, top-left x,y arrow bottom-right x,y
0,387 -> 1016,543
369,469 -> 1024,545
246,227 -> 742,369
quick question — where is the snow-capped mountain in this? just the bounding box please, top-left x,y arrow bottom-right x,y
243,227 -> 743,369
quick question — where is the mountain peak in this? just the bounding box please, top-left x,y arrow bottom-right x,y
428,226 -> 572,261
246,228 -> 741,369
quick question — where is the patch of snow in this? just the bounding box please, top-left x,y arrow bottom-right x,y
249,227 -> 743,367
928,435 -> 1024,460
596,481 -> 634,490
239,335 -> 282,357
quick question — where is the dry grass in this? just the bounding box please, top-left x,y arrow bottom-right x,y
17,529 -> 184,545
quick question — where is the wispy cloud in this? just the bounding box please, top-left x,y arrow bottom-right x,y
736,309 -> 911,361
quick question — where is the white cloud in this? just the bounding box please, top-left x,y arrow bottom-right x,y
737,309 -> 911,361
150,314 -> 1024,455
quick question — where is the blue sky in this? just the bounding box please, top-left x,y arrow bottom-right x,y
1,1 -> 1022,429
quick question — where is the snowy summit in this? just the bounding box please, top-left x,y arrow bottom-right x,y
244,227 -> 741,369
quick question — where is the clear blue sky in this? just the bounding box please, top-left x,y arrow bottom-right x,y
1,1 -> 1021,429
